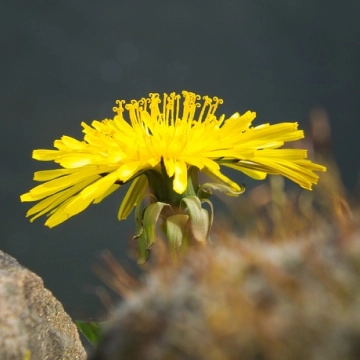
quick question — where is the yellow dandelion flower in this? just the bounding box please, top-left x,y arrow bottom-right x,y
20,91 -> 326,229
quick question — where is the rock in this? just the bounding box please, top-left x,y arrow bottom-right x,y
0,250 -> 87,360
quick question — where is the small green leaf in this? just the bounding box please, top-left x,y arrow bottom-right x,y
75,320 -> 103,346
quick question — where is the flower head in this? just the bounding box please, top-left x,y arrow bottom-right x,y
21,91 -> 326,229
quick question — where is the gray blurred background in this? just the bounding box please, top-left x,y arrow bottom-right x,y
1,0 -> 359,318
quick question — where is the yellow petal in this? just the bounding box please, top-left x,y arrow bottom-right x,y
173,161 -> 188,194
243,123 -> 303,143
163,157 -> 176,177
22,167 -> 105,201
56,154 -> 104,168
221,111 -> 256,134
27,176 -> 99,221
59,135 -> 85,150
117,161 -> 149,182
80,171 -> 119,200
45,195 -> 93,228
33,168 -> 76,181
255,149 -> 307,160
93,183 -> 121,204
245,158 -> 319,189
32,149 -> 62,161
223,163 -> 267,180
201,167 -> 241,192
182,156 -> 219,171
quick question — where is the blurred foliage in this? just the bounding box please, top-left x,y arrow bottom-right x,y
75,321 -> 103,347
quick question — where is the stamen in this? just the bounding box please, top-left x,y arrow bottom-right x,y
198,95 -> 212,123
165,93 -> 173,126
181,91 -> 201,129
181,91 -> 191,122
162,93 -> 167,125
138,97 -> 150,134
135,102 -> 142,123
115,91 -> 222,131
207,96 -> 223,120
191,94 -> 201,123
112,100 -> 125,120
149,93 -> 161,121
138,97 -> 148,113
175,93 -> 180,123
165,93 -> 170,125
125,100 -> 139,126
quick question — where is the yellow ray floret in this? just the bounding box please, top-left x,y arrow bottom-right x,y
20,91 -> 326,227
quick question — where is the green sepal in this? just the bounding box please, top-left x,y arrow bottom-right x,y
75,320 -> 104,346
165,214 -> 189,257
136,231 -> 149,265
118,175 -> 148,220
181,196 -> 211,242
200,198 -> 214,240
137,202 -> 170,264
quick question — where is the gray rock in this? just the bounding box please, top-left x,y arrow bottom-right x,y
0,250 -> 87,360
